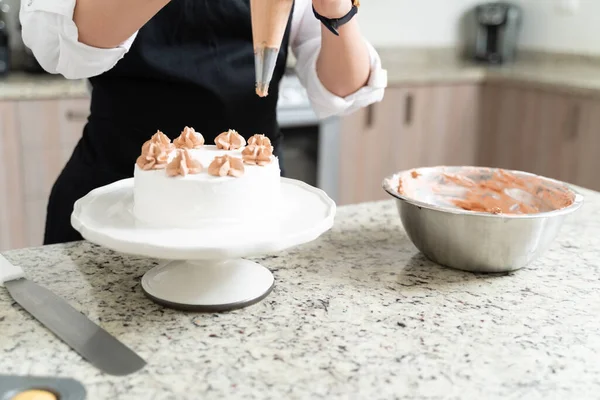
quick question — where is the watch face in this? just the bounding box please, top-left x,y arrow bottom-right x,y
352,0 -> 360,7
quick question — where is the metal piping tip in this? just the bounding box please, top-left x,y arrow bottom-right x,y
256,82 -> 269,97
254,46 -> 280,98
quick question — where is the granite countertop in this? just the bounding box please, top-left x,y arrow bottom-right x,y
3,49 -> 600,101
1,187 -> 600,399
0,72 -> 89,101
382,59 -> 600,97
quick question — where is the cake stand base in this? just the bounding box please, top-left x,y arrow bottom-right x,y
72,177 -> 336,311
140,259 -> 274,312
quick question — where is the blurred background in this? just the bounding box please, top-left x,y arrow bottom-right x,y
1,0 -> 599,250
361,0 -> 597,54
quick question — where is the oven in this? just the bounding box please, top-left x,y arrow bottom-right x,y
276,72 -> 340,203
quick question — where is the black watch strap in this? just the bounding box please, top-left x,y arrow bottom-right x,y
312,2 -> 359,36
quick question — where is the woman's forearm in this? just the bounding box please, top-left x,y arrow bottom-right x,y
74,0 -> 171,48
316,18 -> 370,98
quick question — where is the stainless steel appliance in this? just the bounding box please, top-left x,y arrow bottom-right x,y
471,2 -> 522,64
277,72 -> 340,202
0,3 -> 10,75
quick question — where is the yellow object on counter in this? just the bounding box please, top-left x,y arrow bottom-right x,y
11,389 -> 58,400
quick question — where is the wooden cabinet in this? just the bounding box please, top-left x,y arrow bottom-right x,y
337,87 -> 405,205
478,84 -> 540,173
478,83 -> 600,191
18,99 -> 90,247
478,84 -> 580,181
534,91 -> 582,184
0,98 -> 90,251
338,81 -> 600,206
574,98 -> 600,190
337,84 -> 480,205
0,102 -> 26,251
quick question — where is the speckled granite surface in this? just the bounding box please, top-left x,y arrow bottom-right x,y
3,49 -> 600,101
1,187 -> 600,399
0,73 -> 89,100
381,60 -> 600,97
373,48 -> 600,96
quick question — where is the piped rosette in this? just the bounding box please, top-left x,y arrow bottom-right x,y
142,130 -> 175,154
136,130 -> 176,170
136,141 -> 170,170
242,134 -> 275,166
208,155 -> 245,178
166,149 -> 203,177
247,133 -> 273,151
215,129 -> 246,150
174,126 -> 205,149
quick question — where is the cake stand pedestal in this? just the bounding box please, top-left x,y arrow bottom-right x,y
141,260 -> 274,311
71,178 -> 336,311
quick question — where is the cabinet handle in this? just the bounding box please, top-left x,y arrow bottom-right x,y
404,93 -> 414,126
365,104 -> 374,128
65,110 -> 89,121
565,103 -> 581,141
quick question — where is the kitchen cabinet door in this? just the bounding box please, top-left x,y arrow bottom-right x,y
384,84 -> 480,175
477,83 -> 541,172
338,86 -> 429,205
533,91 -> 582,184
337,88 -> 405,205
337,103 -> 366,205
16,98 -> 91,247
478,84 -> 582,184
574,97 -> 600,191
0,101 -> 26,251
337,84 -> 480,206
408,84 -> 480,168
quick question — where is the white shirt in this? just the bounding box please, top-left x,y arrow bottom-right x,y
19,0 -> 387,119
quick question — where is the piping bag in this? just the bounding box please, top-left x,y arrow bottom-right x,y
250,0 -> 294,97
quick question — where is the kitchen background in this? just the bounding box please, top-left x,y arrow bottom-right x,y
1,0 -> 599,251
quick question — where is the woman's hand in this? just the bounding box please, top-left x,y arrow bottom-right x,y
312,0 -> 353,19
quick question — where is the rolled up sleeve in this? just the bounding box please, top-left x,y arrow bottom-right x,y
19,0 -> 137,79
290,0 -> 388,120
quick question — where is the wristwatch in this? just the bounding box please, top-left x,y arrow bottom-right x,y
312,0 -> 360,36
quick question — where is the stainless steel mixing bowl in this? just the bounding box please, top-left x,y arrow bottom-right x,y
382,166 -> 584,273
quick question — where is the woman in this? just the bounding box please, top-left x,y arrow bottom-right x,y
21,0 -> 387,245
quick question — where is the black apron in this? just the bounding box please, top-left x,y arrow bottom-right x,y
44,0 -> 292,245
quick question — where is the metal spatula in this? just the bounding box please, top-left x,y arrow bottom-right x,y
0,254 -> 146,376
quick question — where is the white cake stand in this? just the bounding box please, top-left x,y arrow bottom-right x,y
71,178 -> 336,311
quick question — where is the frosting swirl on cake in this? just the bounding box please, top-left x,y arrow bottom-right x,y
247,134 -> 273,151
215,129 -> 246,150
142,130 -> 174,153
242,134 -> 274,166
136,142 -> 170,170
166,149 -> 203,177
208,155 -> 245,177
242,144 -> 273,166
174,126 -> 204,149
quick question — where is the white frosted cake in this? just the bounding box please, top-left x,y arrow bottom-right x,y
133,127 -> 281,230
